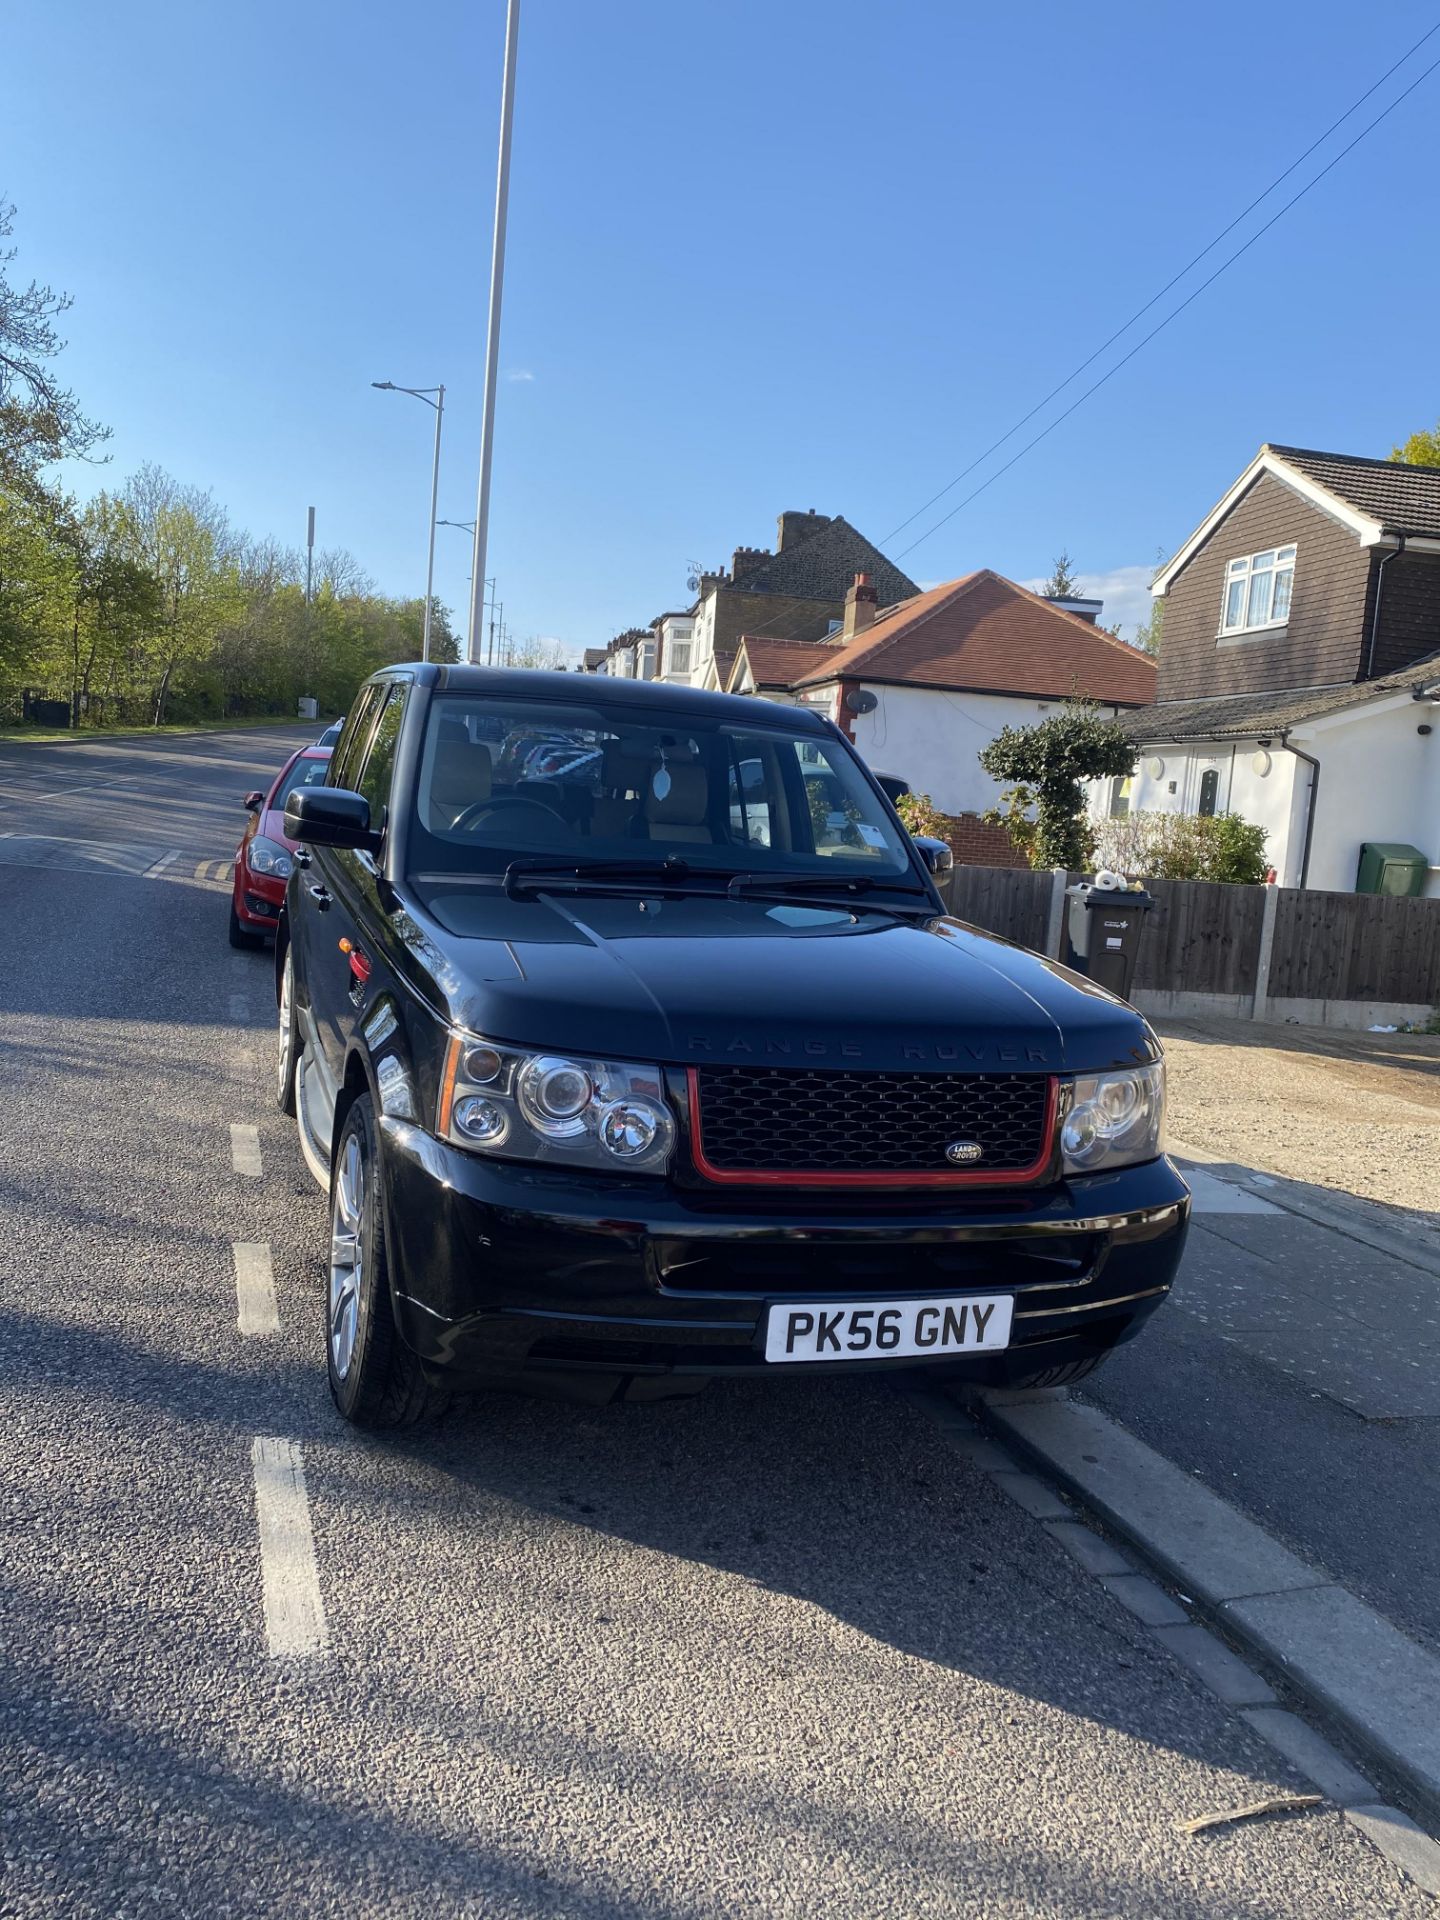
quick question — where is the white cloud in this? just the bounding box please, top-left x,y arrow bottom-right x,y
506,368 -> 535,383
1021,564 -> 1156,639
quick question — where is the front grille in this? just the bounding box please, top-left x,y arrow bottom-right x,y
691,1067 -> 1053,1181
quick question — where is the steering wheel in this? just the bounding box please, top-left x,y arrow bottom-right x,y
451,795 -> 568,834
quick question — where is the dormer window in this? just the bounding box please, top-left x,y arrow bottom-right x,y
1221,545 -> 1296,636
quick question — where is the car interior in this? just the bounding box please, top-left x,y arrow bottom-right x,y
410,705 -> 902,872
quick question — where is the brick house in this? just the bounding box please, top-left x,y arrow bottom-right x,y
1107,445 -> 1440,893
669,510 -> 918,690
726,569 -> 1156,869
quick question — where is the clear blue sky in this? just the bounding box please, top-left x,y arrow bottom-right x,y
5,0 -> 1439,652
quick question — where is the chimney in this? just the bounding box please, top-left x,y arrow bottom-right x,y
842,571 -> 877,641
776,509 -> 832,551
731,545 -> 771,585
1044,594 -> 1103,625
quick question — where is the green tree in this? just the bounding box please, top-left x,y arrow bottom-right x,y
1132,598 -> 1163,657
117,465 -> 242,724
0,198 -> 109,507
1039,550 -> 1081,599
1391,420 -> 1440,467
61,495 -> 163,722
979,699 -> 1136,870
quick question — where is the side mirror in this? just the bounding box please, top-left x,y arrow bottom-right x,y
243,790 -> 264,811
911,835 -> 954,877
284,787 -> 379,853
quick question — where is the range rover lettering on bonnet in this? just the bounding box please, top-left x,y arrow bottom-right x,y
686,1035 -> 1053,1065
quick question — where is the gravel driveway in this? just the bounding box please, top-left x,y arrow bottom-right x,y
1157,1015 -> 1440,1217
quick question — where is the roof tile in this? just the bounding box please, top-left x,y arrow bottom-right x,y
1271,445 -> 1440,539
790,571 -> 1157,704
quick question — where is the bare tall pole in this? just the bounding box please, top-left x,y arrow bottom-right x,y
468,0 -> 520,664
421,385 -> 444,662
305,506 -> 315,606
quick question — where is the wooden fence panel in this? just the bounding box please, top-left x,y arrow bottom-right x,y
948,866 -> 1052,950
944,865 -> 1440,1006
1256,888 -> 1440,1003
1131,878 -> 1265,996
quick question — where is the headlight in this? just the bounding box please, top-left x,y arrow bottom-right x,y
438,1033 -> 675,1174
1061,1062 -> 1164,1174
248,834 -> 293,878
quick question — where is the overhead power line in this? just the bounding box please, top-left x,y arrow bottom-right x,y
891,39 -> 1440,562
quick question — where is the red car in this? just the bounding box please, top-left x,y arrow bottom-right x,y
229,745 -> 332,948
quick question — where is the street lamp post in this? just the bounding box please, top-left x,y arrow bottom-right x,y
371,380 -> 445,662
468,0 -> 520,664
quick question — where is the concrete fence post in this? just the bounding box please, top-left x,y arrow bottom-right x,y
1252,884 -> 1280,1021
1045,868 -> 1069,958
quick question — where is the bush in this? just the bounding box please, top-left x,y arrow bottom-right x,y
1091,810 -> 1268,884
978,701 -> 1135,870
894,788 -> 948,838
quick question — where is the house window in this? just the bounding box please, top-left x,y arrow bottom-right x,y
1221,545 -> 1296,635
1197,768 -> 1219,817
668,640 -> 692,674
1108,775 -> 1133,818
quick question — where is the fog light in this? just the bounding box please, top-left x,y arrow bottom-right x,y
454,1095 -> 506,1143
598,1099 -> 662,1158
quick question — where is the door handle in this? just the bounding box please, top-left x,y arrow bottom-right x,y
308,883 -> 332,909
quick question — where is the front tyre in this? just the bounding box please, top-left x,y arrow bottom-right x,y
326,1095 -> 447,1428
229,901 -> 264,950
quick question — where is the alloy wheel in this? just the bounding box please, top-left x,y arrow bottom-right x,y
329,1131 -> 365,1380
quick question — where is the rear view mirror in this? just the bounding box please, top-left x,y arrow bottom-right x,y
243,790 -> 264,811
284,787 -> 379,852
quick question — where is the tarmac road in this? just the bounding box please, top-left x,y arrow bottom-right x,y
0,724 -> 1429,1918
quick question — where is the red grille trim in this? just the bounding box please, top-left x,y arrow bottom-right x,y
686,1069 -> 1058,1189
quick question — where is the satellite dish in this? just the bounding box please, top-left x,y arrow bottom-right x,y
685,574 -> 699,593
845,688 -> 878,715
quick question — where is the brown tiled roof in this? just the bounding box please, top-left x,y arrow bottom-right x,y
729,637 -> 840,691
790,571 -> 1157,705
1120,646 -> 1440,740
709,648 -> 737,690
729,515 -> 919,607
1272,445 -> 1440,539
581,647 -> 607,670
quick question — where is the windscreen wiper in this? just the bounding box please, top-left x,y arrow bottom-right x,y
726,870 -> 930,903
503,854 -> 730,898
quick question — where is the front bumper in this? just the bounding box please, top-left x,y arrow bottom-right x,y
377,1118 -> 1191,1398
234,859 -> 284,928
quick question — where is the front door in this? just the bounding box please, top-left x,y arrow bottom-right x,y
309,681 -> 409,1082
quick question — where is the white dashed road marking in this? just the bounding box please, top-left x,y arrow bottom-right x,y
227,991 -> 252,1024
230,1123 -> 263,1177
251,1438 -> 330,1660
233,1241 -> 279,1336
142,847 -> 182,878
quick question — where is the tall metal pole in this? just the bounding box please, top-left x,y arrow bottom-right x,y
468,0 -> 520,664
305,506 -> 315,606
422,385 -> 444,662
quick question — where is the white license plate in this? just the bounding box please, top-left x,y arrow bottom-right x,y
764,1294 -> 1014,1364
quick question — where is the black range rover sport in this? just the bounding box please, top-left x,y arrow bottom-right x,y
277,665 -> 1189,1426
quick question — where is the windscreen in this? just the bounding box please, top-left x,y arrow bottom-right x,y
271,755 -> 332,808
407,694 -> 912,880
